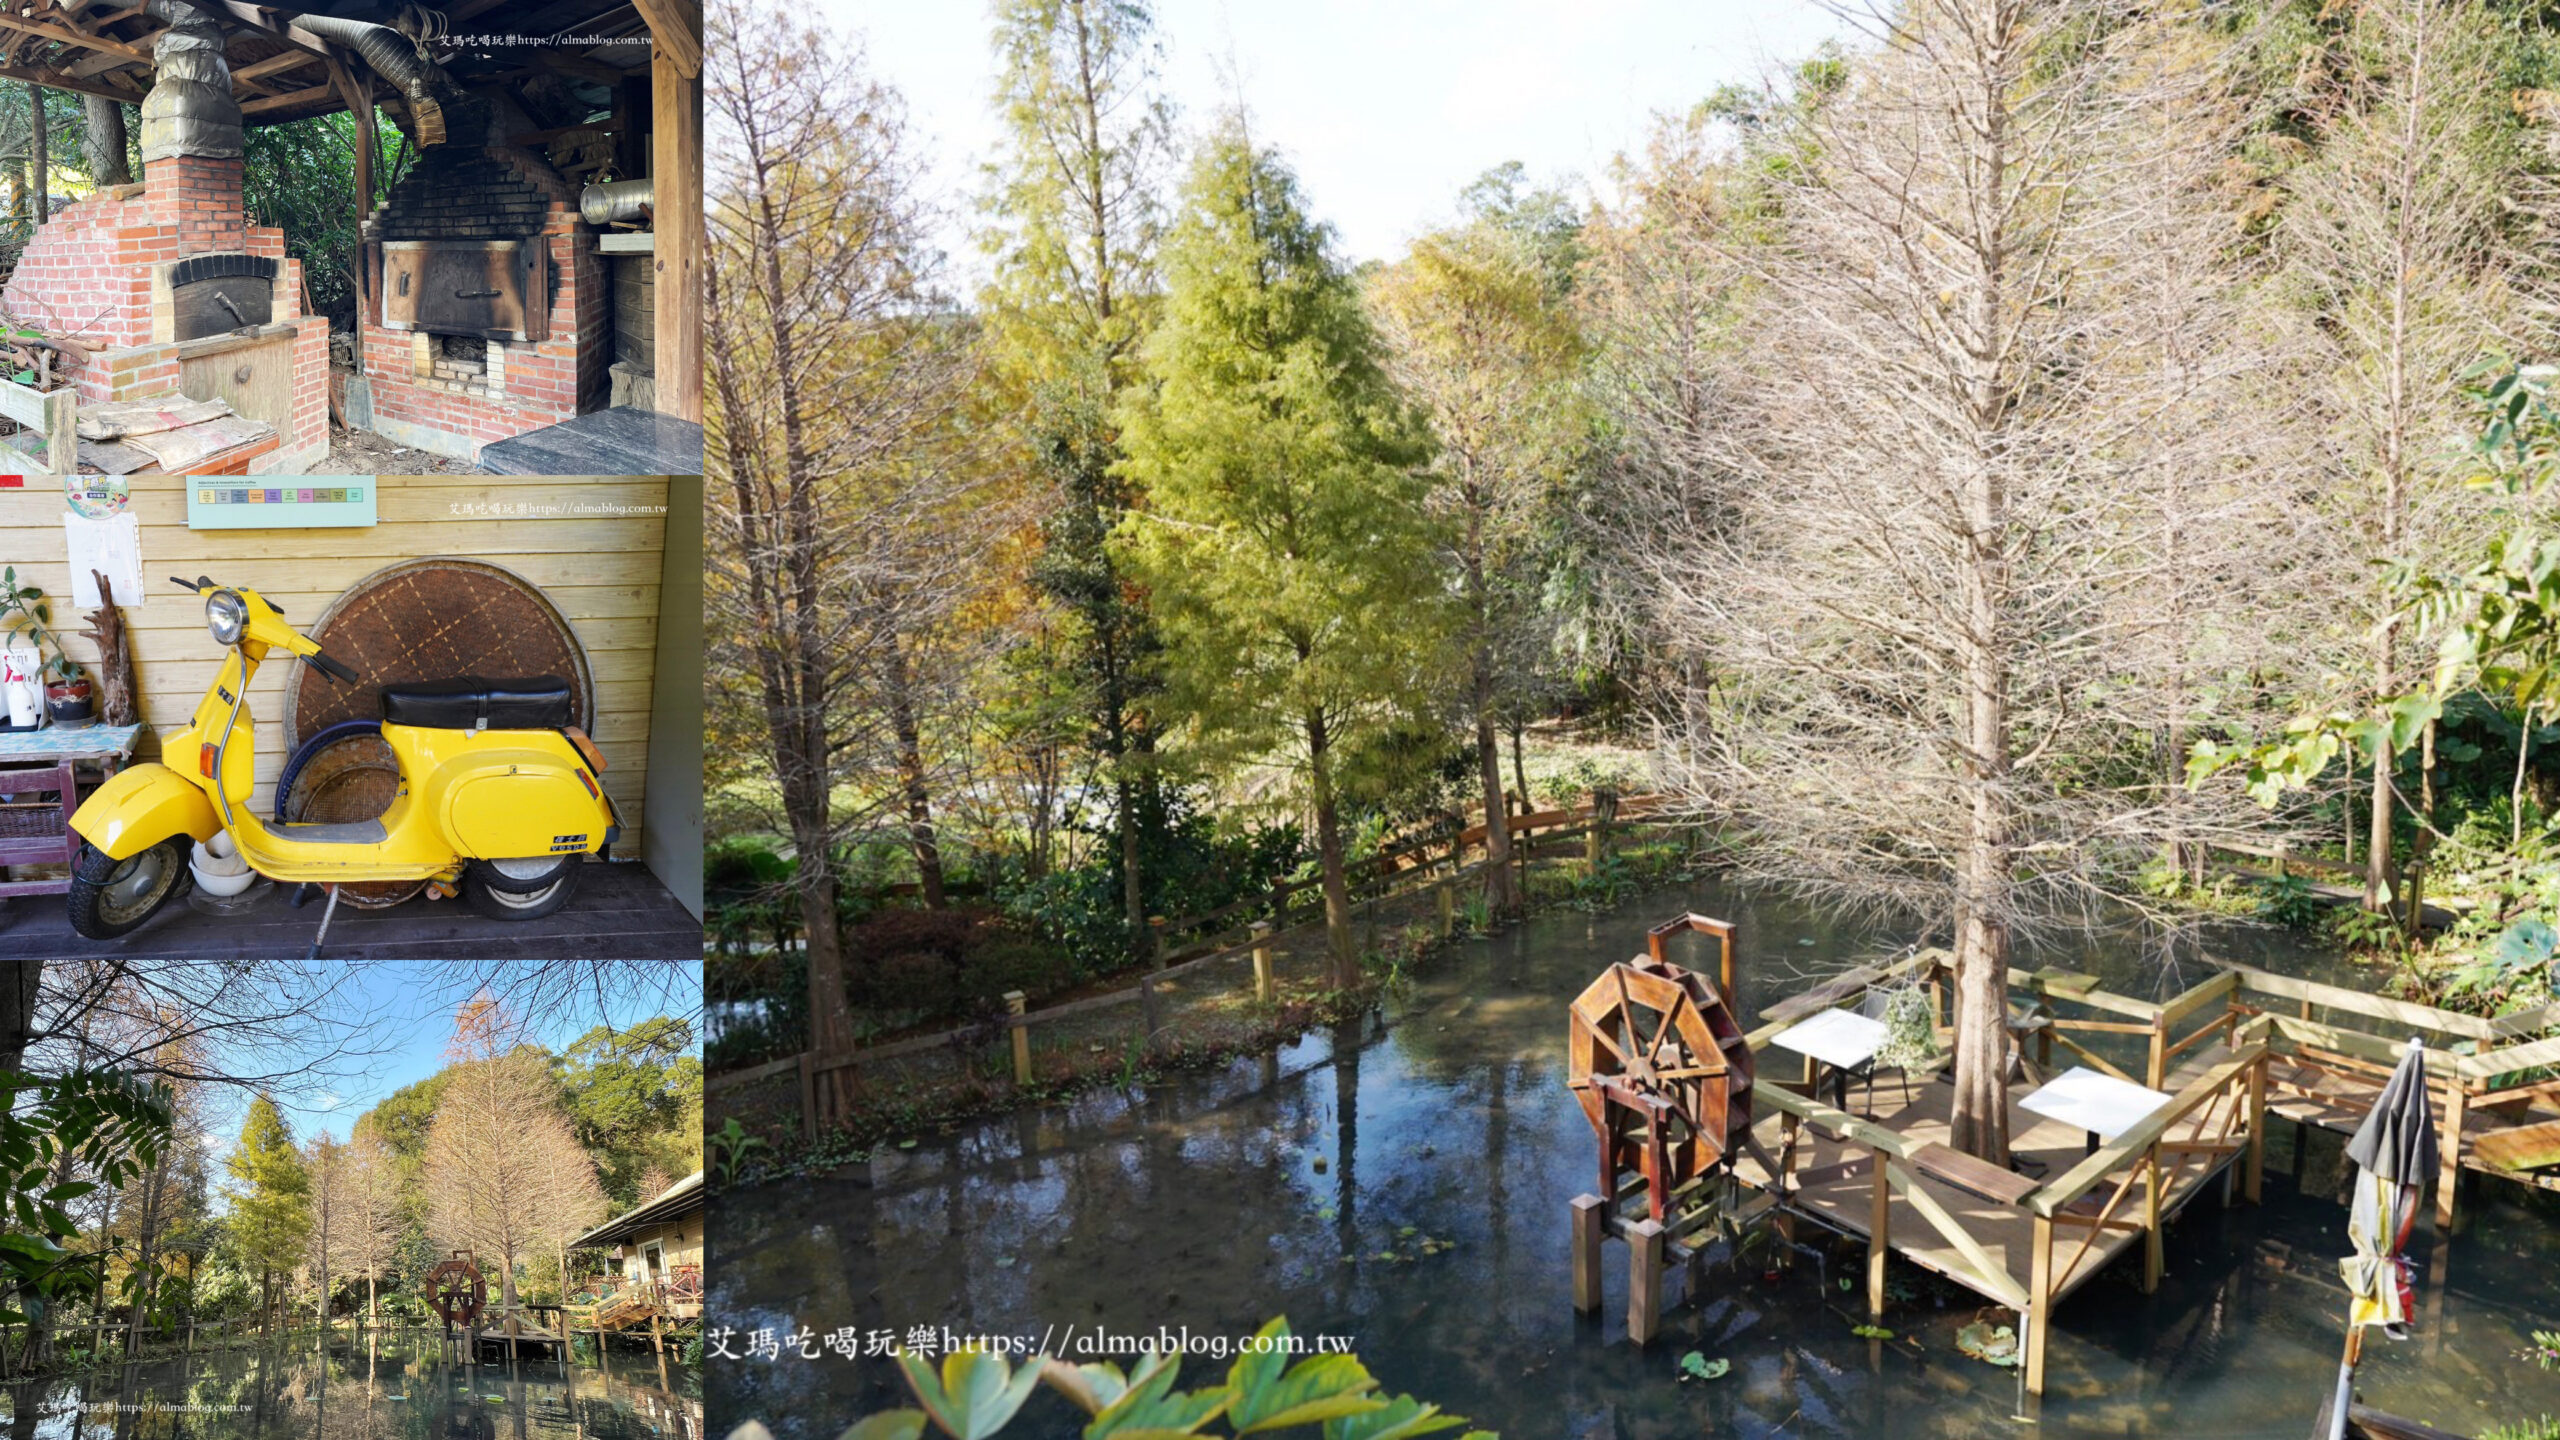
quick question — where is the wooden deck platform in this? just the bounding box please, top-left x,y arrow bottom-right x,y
2263,1057 -> 2560,1196
1729,1045 -> 2250,1310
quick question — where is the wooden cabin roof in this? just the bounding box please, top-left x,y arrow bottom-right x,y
568,1168 -> 703,1249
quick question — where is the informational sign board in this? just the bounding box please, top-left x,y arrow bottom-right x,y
187,479 -> 377,529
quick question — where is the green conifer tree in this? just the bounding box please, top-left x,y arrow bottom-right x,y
222,1095 -> 309,1338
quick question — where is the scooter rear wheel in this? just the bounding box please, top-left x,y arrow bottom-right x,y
67,838 -> 192,940
461,855 -> 584,921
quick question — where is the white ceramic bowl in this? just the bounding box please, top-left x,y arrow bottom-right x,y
191,840 -> 249,877
189,858 -> 255,896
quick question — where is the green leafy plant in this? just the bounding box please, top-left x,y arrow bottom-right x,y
709,1118 -> 770,1186
0,1068 -> 176,1328
2484,1419 -> 2560,1440
1872,984 -> 1942,1071
830,1317 -> 1496,1438
0,564 -> 82,686
2254,873 -> 2324,930
1677,1350 -> 1729,1381
2331,905 -> 2404,955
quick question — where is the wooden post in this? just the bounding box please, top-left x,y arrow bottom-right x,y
649,2 -> 702,422
1584,821 -> 1601,870
1251,921 -> 1275,1001
329,54 -> 375,378
2436,1076 -> 2468,1231
2146,1015 -> 2167,1091
1626,1219 -> 1664,1345
2244,1055 -> 2266,1204
1865,1147 -> 1889,1319
1005,991 -> 1030,1085
796,1051 -> 816,1144
2025,1215 -> 2053,1395
2142,1143 -> 2164,1293
1569,1195 -> 1605,1314
1435,880 -> 1453,940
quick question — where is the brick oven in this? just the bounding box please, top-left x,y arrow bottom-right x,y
0,6 -> 327,473
357,94 -> 611,463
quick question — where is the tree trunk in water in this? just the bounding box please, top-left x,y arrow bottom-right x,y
796,850 -> 856,1120
1475,711 -> 1518,919
883,642 -> 945,907
82,95 -> 127,186
1308,711 -> 1358,988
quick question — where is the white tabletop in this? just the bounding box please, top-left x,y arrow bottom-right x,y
1769,1008 -> 1888,1070
2019,1066 -> 2170,1139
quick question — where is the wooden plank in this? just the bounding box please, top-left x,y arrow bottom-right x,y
2466,1032 -> 2560,1080
2217,960 -> 2499,1040
2159,971 -> 2241,1028
1759,963 -> 1886,1026
2471,1117 -> 2560,1173
1885,1162 -> 2031,1309
633,0 -> 702,78
1909,1141 -> 2039,1206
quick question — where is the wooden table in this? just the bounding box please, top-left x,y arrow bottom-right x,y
0,723 -> 143,897
2020,1065 -> 2171,1155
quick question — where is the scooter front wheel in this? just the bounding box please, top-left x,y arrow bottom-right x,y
461,855 -> 584,921
67,838 -> 193,939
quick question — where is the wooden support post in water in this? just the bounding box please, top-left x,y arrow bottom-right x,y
2245,1056 -> 2266,1204
1252,922 -> 1276,1001
1866,1147 -> 1889,1319
1626,1219 -> 1664,1346
2437,1076 -> 2468,1232
1005,991 -> 1031,1085
1569,1195 -> 1605,1314
2026,1215 -> 2054,1396
2142,1143 -> 2164,1293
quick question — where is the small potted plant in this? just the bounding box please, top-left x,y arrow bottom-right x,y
43,655 -> 91,725
0,565 -> 87,726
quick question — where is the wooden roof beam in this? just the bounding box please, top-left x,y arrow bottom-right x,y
630,0 -> 696,80
0,59 -> 156,105
0,11 -> 150,64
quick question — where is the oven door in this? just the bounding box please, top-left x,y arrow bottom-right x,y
380,241 -> 547,342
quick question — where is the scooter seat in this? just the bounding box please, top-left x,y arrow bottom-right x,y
379,676 -> 572,730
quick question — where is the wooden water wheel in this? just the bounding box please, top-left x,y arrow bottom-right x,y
1567,952 -> 1754,1221
426,1252 -> 486,1329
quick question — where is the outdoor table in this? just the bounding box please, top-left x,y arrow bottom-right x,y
2020,1065 -> 2171,1155
0,723 -> 143,898
1770,1007 -> 1889,1115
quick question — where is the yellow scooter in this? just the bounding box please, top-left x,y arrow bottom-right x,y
64,575 -> 619,943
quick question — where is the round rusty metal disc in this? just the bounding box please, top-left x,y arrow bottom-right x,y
285,557 -> 595,748
279,730 -> 424,909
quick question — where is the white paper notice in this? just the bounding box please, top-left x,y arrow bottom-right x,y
64,510 -> 142,610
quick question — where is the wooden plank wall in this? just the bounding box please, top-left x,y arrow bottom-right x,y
0,475 -> 667,855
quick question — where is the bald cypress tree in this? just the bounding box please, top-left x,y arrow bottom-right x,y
223,1095 -> 308,1338
1114,117 -> 1449,986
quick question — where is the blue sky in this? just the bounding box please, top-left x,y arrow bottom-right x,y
205,963 -> 699,1151
816,0 -> 1855,280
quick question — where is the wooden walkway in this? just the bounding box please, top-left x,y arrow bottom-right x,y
1729,1044 -> 2251,1311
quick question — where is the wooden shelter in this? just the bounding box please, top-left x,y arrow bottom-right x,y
565,1169 -> 701,1354
0,0 -> 699,457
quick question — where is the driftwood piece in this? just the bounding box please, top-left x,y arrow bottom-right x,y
79,571 -> 138,727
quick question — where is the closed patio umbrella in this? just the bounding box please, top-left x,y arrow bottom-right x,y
2324,1037 -> 2437,1440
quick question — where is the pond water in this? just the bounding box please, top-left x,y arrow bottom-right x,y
0,1330 -> 704,1440
708,880 -> 2560,1438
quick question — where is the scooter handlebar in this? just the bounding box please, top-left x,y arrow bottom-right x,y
304,650 -> 360,686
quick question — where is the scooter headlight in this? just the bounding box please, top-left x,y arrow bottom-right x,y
205,589 -> 247,645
